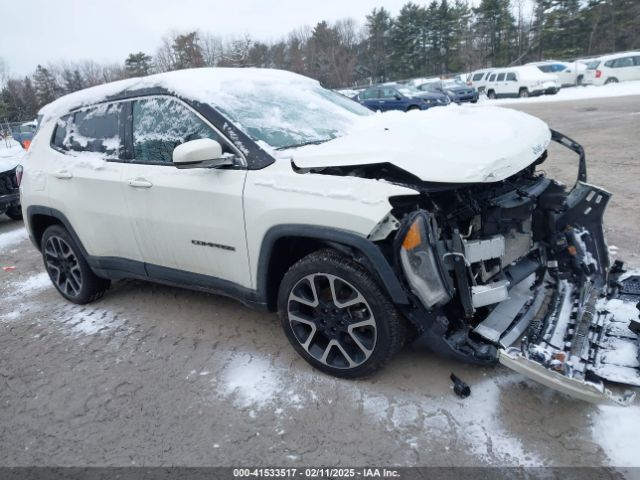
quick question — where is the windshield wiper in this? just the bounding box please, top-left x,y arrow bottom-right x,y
275,139 -> 332,150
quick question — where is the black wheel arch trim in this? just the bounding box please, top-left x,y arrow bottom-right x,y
257,224 -> 410,305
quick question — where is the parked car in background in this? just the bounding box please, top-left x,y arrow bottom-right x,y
465,69 -> 494,94
484,66 -> 560,99
527,60 -> 587,86
355,84 -> 450,111
583,51 -> 640,86
11,120 -> 37,149
0,142 -> 23,220
418,79 -> 479,103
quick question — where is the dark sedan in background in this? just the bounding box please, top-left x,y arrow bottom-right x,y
354,84 -> 450,112
418,79 -> 479,104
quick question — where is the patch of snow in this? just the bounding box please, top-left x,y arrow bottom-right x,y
479,80 -> 640,105
0,227 -> 28,251
57,307 -> 126,336
213,348 -> 542,466
593,404 -> 640,466
220,354 -> 284,409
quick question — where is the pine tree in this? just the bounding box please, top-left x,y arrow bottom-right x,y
125,52 -> 154,77
33,65 -> 62,106
364,7 -> 394,82
61,68 -> 85,93
172,32 -> 205,69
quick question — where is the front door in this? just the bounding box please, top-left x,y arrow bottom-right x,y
121,96 -> 251,288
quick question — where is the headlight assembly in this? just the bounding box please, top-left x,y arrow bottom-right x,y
399,213 -> 453,310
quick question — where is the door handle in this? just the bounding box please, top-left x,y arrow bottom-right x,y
128,178 -> 153,188
54,170 -> 73,179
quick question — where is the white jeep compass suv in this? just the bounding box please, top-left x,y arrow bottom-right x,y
19,68 -> 640,403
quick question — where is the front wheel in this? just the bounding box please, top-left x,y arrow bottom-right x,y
519,87 -> 529,98
5,206 -> 22,220
41,224 -> 110,304
278,249 -> 406,378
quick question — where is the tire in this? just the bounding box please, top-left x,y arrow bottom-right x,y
406,105 -> 420,111
41,224 -> 110,304
277,249 -> 406,379
577,75 -> 584,86
486,90 -> 496,99
605,77 -> 618,85
5,206 -> 22,220
518,88 -> 529,98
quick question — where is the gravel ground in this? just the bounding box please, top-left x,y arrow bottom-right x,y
1,95 -> 639,468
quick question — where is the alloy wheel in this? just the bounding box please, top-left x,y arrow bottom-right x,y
44,235 -> 83,297
287,273 -> 377,369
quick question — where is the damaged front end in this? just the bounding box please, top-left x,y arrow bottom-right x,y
387,130 -> 640,404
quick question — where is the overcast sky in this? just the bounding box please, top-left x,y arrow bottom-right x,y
4,0 -> 432,76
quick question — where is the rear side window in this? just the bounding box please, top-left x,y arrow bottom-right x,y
497,73 -> 505,81
51,103 -> 122,159
488,74 -> 496,82
132,97 -> 227,165
538,65 -> 552,73
613,56 -> 634,68
506,72 -> 517,81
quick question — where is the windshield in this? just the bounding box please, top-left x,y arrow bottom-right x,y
397,85 -> 422,96
212,82 -> 372,150
442,79 -> 464,88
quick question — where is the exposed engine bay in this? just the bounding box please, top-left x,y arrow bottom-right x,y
305,129 -> 640,404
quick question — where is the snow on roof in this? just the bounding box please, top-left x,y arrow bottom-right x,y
39,68 -> 317,122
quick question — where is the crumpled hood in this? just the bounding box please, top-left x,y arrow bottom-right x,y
0,144 -> 24,173
291,106 -> 551,183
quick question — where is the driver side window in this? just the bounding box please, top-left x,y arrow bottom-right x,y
132,97 -> 227,165
379,88 -> 399,99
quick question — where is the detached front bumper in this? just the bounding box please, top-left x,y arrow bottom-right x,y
0,192 -> 20,211
0,167 -> 20,213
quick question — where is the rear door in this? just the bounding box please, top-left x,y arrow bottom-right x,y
120,96 -> 251,287
48,103 -> 143,265
613,56 -> 636,81
359,88 -> 381,110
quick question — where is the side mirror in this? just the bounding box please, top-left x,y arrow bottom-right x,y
172,138 -> 235,169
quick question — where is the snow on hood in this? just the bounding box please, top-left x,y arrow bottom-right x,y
0,140 -> 25,172
290,106 -> 551,184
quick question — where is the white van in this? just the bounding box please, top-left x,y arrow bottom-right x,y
466,68 -> 494,93
484,66 -> 560,99
582,51 -> 640,86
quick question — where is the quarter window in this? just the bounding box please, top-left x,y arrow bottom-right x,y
613,56 -> 634,68
506,72 -> 517,81
132,97 -> 227,165
51,103 -> 122,159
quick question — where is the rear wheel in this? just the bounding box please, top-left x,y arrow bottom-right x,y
605,77 -> 618,85
518,87 -> 529,98
406,105 -> 420,111
278,249 -> 406,378
41,225 -> 110,304
486,90 -> 496,99
5,206 -> 22,220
